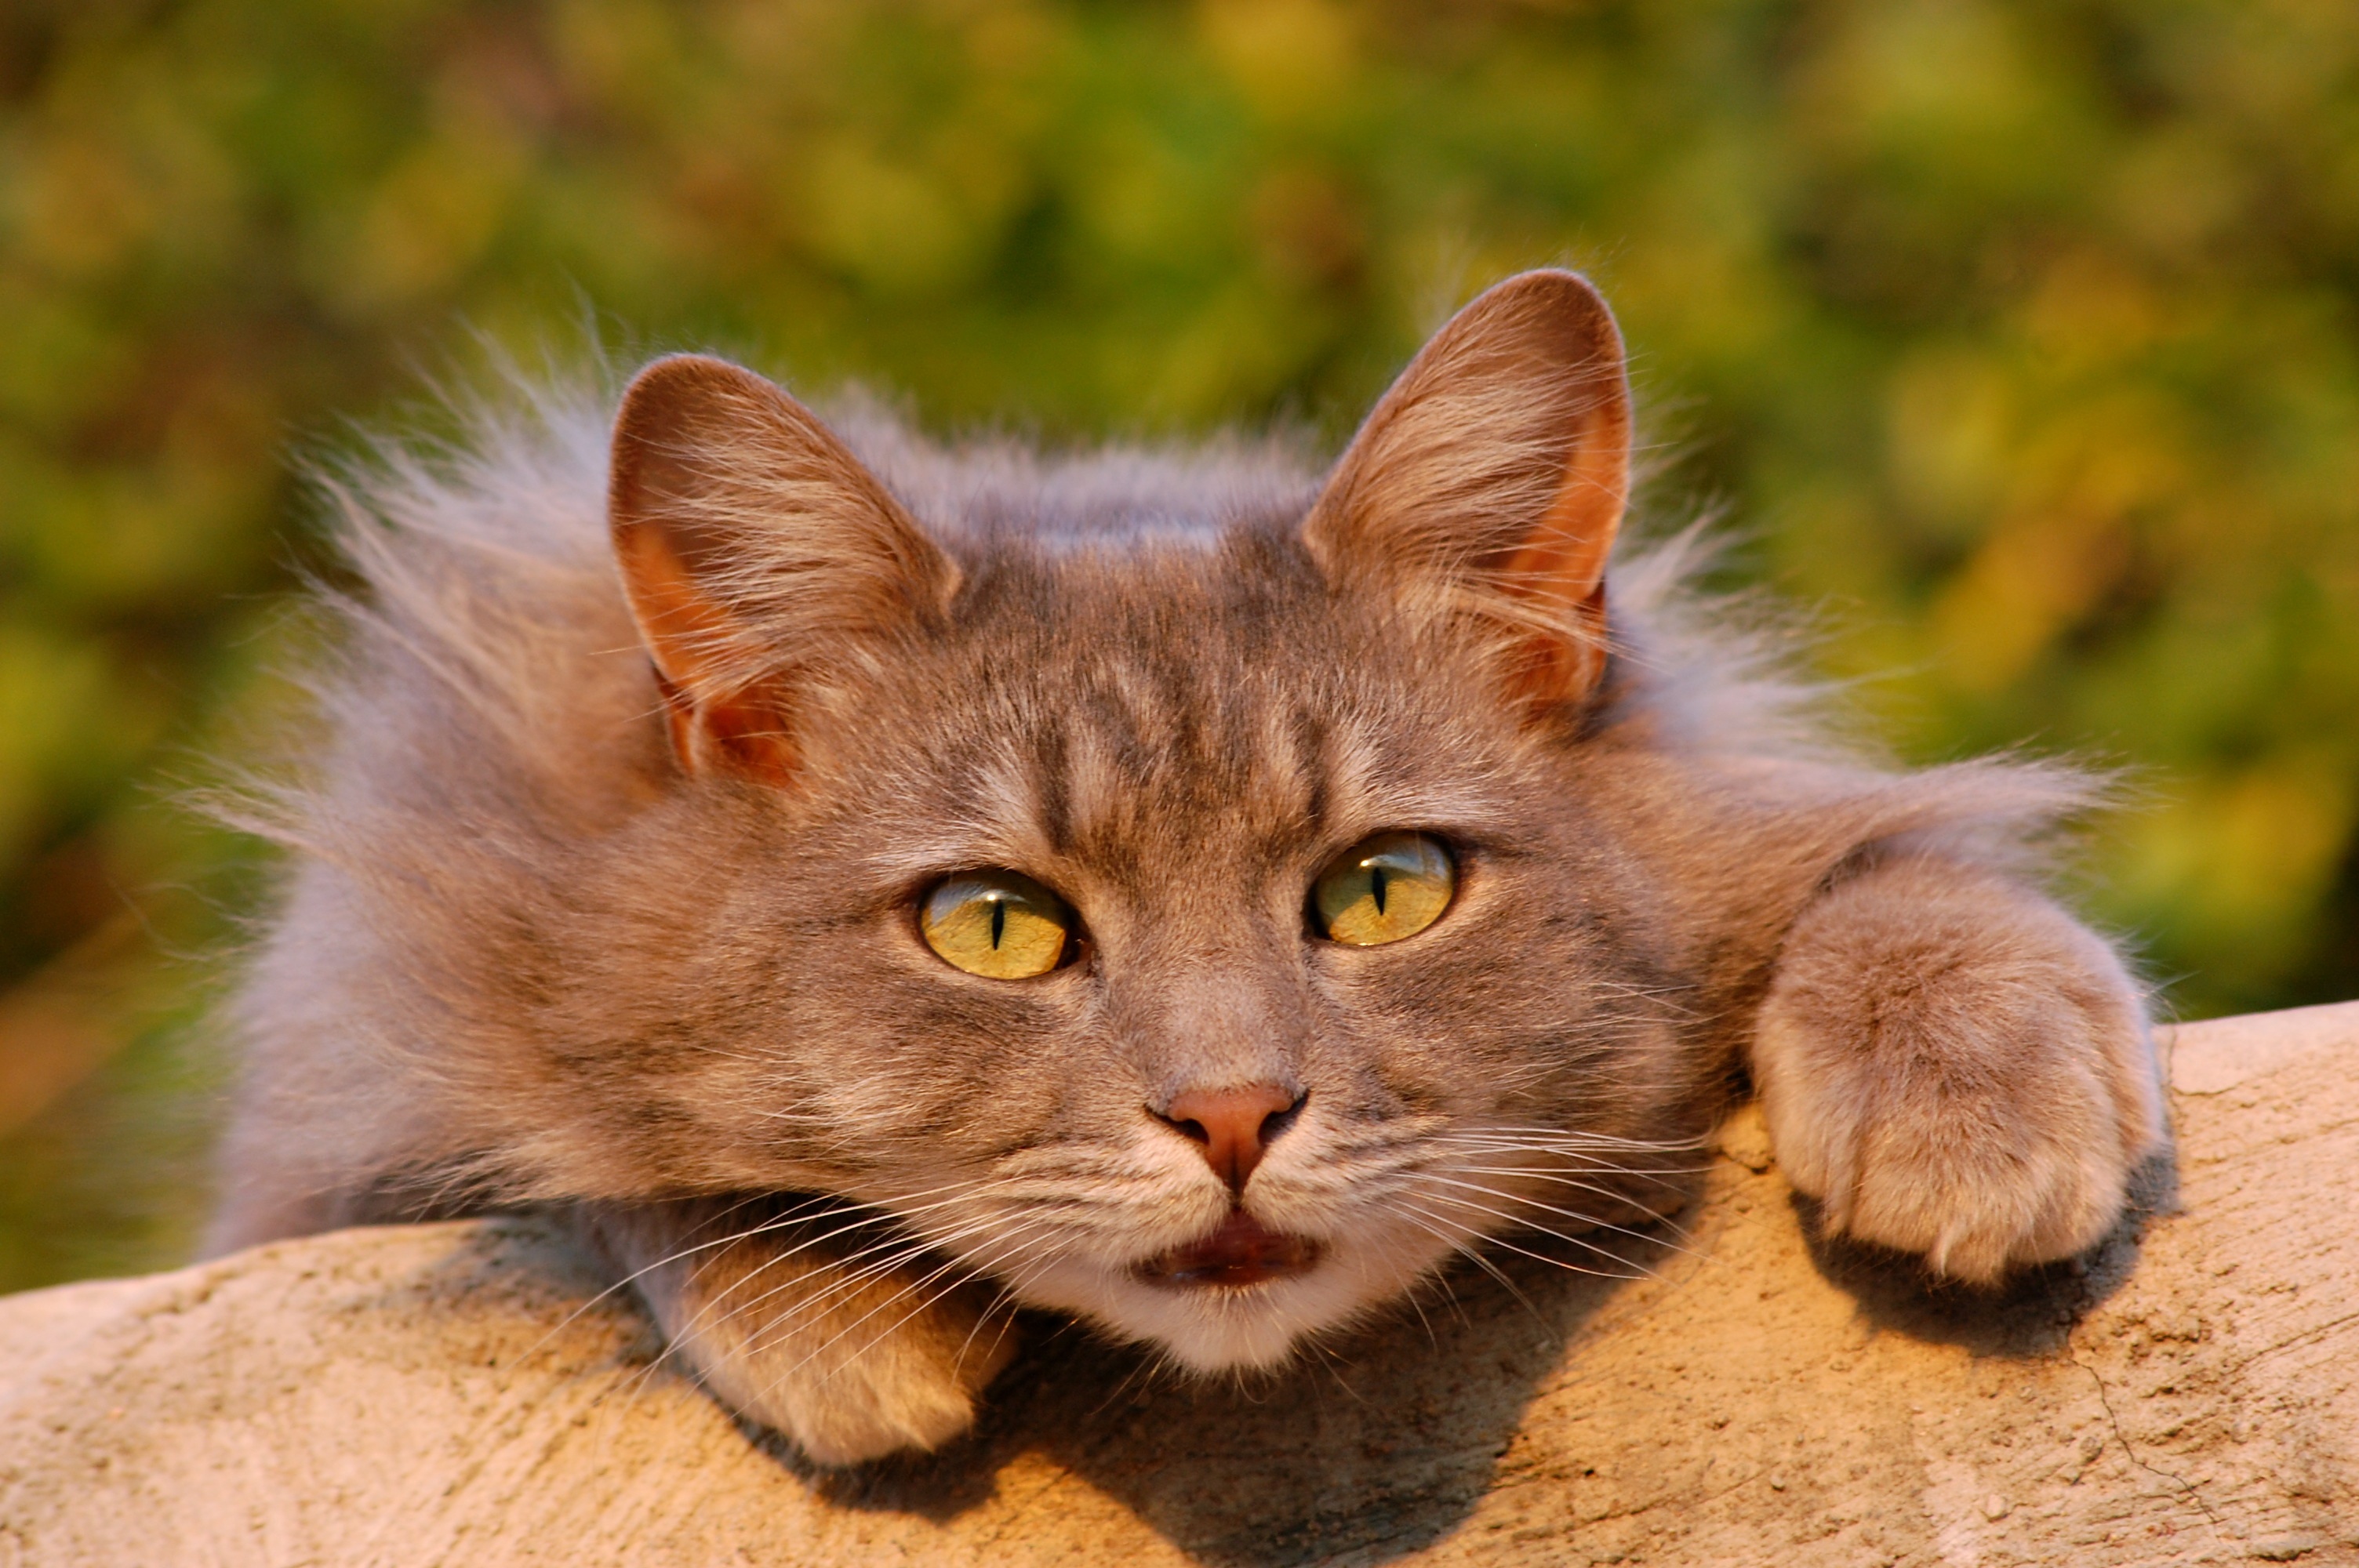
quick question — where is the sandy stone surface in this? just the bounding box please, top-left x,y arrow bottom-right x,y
0,1003 -> 2353,1566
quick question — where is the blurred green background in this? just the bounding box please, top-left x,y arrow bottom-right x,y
0,0 -> 2354,1292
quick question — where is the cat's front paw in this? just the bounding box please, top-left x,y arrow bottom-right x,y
590,1200 -> 1018,1465
1752,858 -> 2165,1285
671,1271 -> 1016,1465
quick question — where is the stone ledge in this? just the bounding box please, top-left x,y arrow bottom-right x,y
1,1004 -> 2354,1566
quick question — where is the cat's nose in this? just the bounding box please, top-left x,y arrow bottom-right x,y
1154,1083 -> 1304,1192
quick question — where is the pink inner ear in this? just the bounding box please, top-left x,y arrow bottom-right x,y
1498,397 -> 1630,606
1493,392 -> 1630,710
689,688 -> 800,782
616,519 -> 801,783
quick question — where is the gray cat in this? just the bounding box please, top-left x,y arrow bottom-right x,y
209,271 -> 2163,1465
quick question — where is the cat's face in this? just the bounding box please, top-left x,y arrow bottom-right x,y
589,271 -> 1699,1369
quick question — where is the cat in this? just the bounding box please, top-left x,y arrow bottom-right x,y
207,270 -> 2165,1466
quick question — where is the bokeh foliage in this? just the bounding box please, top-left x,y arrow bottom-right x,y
1,0 -> 2354,1287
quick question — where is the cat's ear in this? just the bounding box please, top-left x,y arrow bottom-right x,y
1303,269 -> 1630,713
609,354 -> 958,783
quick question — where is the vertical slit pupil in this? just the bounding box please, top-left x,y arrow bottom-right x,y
990,898 -> 1006,949
1370,866 -> 1388,915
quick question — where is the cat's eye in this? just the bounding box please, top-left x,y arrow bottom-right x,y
920,870 -> 1079,979
1312,831 -> 1456,947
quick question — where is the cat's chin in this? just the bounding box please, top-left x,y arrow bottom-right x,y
1005,1211 -> 1458,1374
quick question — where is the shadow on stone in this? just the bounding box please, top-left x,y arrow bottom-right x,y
1790,1144 -> 2179,1359
809,1221 -> 1685,1567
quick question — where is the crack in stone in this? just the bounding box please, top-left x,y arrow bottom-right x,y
2070,1346 -> 2226,1553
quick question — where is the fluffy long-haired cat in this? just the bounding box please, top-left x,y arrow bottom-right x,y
209,271 -> 2163,1465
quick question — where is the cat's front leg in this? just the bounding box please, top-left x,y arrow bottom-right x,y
581,1196 -> 1017,1465
1750,854 -> 2165,1284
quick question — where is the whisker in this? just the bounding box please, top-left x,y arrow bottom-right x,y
1422,1154 -> 1708,1196
734,1223 -> 1071,1412
1406,1191 -> 1664,1278
573,1183 -> 1040,1427
511,1193 -> 852,1369
710,1209 -> 1032,1352
1416,1174 -> 1702,1257
613,1178 -> 1031,1358
1387,1207 -> 1553,1325
1427,1127 -> 1711,1152
718,1200 -> 1068,1353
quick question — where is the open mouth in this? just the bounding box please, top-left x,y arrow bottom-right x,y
1138,1210 -> 1325,1288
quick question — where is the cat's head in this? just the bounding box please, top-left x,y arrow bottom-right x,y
583,271 -> 1703,1370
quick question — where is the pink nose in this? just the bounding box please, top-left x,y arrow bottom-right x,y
1157,1084 -> 1303,1192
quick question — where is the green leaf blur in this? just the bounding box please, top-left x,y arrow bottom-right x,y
1,0 -> 2354,1287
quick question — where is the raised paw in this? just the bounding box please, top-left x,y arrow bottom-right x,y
589,1199 -> 1018,1465
1751,856 -> 2165,1285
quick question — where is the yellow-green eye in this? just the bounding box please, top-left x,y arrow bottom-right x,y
1313,831 -> 1456,946
920,870 -> 1078,979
